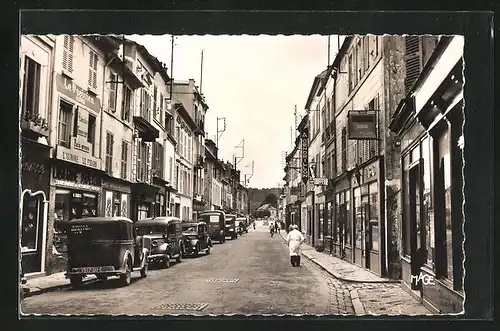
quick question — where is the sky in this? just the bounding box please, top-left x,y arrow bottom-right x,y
128,34 -> 344,189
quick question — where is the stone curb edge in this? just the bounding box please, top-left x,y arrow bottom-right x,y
23,275 -> 97,299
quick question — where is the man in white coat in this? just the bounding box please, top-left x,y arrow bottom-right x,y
286,224 -> 305,267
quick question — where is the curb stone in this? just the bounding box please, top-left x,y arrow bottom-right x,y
349,289 -> 366,315
23,275 -> 97,299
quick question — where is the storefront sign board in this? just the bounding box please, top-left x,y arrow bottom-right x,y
56,145 -> 101,170
347,110 -> 378,140
301,130 -> 309,183
54,179 -> 100,192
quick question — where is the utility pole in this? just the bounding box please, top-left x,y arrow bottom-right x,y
169,35 -> 175,101
216,117 -> 226,148
328,35 -> 331,68
234,139 -> 245,166
294,105 -> 298,140
200,49 -> 204,95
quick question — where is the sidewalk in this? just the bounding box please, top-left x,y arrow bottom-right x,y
279,231 -> 431,315
22,272 -> 97,298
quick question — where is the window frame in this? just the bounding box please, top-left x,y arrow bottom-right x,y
22,56 -> 42,119
105,132 -> 114,175
58,99 -> 73,148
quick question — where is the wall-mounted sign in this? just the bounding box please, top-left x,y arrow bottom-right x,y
300,130 -> 309,184
56,74 -> 101,114
54,179 -> 101,192
314,178 -> 328,186
364,162 -> 378,181
73,108 -> 92,153
56,145 -> 102,170
347,110 -> 378,140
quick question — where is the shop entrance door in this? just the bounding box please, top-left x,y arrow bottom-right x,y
360,195 -> 370,269
409,162 -> 425,292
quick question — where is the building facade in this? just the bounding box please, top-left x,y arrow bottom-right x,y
389,36 -> 464,313
20,35 -> 55,276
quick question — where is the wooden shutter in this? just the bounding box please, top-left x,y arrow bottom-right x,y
63,35 -> 74,73
404,36 -> 422,94
146,143 -> 152,183
108,72 -> 116,112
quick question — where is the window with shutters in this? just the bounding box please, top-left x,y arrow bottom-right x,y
359,38 -> 365,78
122,86 -> 132,122
159,93 -> 164,126
153,85 -> 158,120
341,127 -> 347,172
363,36 -> 370,71
22,56 -> 41,119
62,35 -> 74,74
348,54 -> 353,94
121,140 -> 129,180
152,142 -> 164,179
145,143 -> 151,183
105,132 -> 114,175
58,100 -> 72,148
136,142 -> 143,181
108,71 -> 117,112
404,36 -> 423,95
140,89 -> 151,121
88,51 -> 98,90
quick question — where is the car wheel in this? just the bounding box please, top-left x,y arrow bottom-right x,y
206,245 -> 211,255
163,255 -> 171,269
176,248 -> 183,263
194,244 -> 200,257
97,274 -> 108,282
140,262 -> 148,278
70,276 -> 83,287
120,260 -> 132,286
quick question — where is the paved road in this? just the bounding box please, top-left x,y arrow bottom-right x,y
21,221 -> 354,316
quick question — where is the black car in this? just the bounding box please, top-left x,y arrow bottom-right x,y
198,210 -> 226,244
181,221 -> 212,257
236,217 -> 248,234
135,217 -> 184,268
65,217 -> 148,287
224,214 -> 238,240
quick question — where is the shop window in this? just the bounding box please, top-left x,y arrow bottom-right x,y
113,193 -> 121,217
422,136 -> 435,268
138,204 -> 149,221
402,154 -> 411,256
58,101 -> 72,148
354,188 -> 362,249
22,56 -> 41,119
21,195 -> 41,252
319,203 -> 324,240
88,50 -> 98,90
346,191 -> 352,246
437,128 -> 453,282
368,182 -> 379,251
105,132 -> 114,175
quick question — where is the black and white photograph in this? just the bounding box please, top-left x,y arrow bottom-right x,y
16,7 -> 493,319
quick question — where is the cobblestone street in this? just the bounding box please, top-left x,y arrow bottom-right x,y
21,222 -> 353,316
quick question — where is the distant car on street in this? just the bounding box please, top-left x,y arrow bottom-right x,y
224,214 -> 238,240
198,210 -> 226,244
181,221 -> 212,257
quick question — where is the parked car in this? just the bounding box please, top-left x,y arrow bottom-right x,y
19,261 -> 28,300
224,214 -> 238,239
135,217 -> 184,269
236,217 -> 248,235
198,210 -> 226,244
181,221 -> 212,257
65,217 -> 148,287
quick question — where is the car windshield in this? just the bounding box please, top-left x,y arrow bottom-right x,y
68,222 -> 130,241
182,226 -> 198,233
136,225 -> 166,236
225,219 -> 234,225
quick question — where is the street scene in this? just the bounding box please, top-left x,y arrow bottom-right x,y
19,34 -> 464,316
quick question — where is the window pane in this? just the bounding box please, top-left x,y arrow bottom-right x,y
403,169 -> 411,255
368,182 -> 379,251
438,130 -> 453,281
354,188 -> 362,248
21,195 -> 40,251
422,137 -> 435,268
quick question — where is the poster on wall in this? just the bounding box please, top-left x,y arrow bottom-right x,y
121,194 -> 128,217
105,191 -> 113,217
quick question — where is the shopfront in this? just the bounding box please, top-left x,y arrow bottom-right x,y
50,158 -> 102,272
389,36 -> 464,313
131,182 -> 160,222
102,176 -> 131,218
330,176 -> 351,260
351,158 -> 385,276
20,138 -> 51,275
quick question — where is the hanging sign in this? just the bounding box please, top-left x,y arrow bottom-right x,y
301,130 -> 309,184
347,110 -> 378,140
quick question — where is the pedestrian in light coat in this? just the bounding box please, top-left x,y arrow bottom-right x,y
286,224 -> 305,267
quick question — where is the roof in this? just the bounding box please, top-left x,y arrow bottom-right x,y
136,216 -> 181,226
199,210 -> 225,216
304,68 -> 329,110
69,217 -> 133,224
181,221 -> 206,226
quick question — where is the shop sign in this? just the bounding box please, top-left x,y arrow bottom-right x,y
56,74 -> 101,114
54,179 -> 100,192
364,162 -> 379,181
56,145 -> 101,170
314,178 -> 328,186
347,110 -> 378,140
301,130 -> 309,183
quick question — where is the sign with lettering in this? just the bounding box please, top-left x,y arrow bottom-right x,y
54,179 -> 101,192
72,109 -> 92,153
301,130 -> 309,184
314,178 -> 328,186
364,162 -> 378,181
56,145 -> 101,170
56,74 -> 101,114
347,110 -> 378,140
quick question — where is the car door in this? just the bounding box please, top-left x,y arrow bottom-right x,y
166,223 -> 178,255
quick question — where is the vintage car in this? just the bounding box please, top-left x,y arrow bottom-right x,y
198,210 -> 226,244
65,217 -> 148,287
236,217 -> 248,234
224,214 -> 238,240
181,221 -> 212,257
135,217 -> 184,268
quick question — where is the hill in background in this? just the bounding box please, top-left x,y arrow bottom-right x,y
247,187 -> 280,213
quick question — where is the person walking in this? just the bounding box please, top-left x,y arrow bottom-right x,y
269,222 -> 275,237
286,224 -> 305,267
